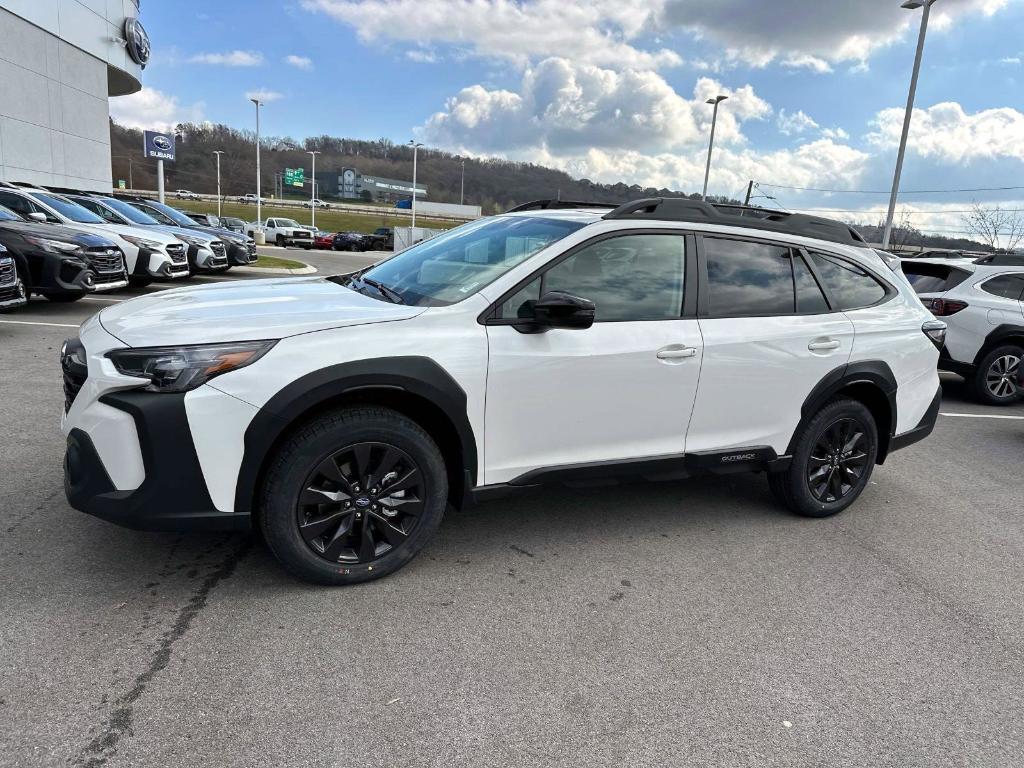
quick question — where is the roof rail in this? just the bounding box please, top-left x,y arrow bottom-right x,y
602,197 -> 869,248
505,199 -> 619,213
974,253 -> 1024,267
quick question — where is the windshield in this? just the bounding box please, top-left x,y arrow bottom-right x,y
278,219 -> 300,227
101,197 -> 160,225
0,205 -> 20,222
143,200 -> 199,227
355,216 -> 587,306
32,193 -> 105,224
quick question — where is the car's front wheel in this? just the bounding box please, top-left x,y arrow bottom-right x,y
258,406 -> 448,585
768,398 -> 878,518
971,345 -> 1022,406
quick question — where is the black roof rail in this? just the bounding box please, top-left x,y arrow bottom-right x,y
505,199 -> 619,213
974,253 -> 1024,267
602,197 -> 869,248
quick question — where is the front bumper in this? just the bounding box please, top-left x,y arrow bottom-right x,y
226,241 -> 256,265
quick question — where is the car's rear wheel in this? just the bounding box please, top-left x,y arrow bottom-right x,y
45,293 -> 84,303
258,406 -> 448,585
768,398 -> 878,518
970,345 -> 1022,406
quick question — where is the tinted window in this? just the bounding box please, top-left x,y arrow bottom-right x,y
74,198 -> 122,224
31,193 -> 105,224
902,263 -> 971,294
102,197 -> 161,225
531,234 -> 684,322
0,205 -> 19,222
809,252 -> 888,310
705,238 -> 794,317
0,192 -> 35,218
979,275 -> 1024,300
794,254 -> 830,313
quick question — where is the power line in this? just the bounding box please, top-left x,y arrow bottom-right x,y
757,182 -> 1024,195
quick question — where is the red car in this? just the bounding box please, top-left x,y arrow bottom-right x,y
313,231 -> 335,250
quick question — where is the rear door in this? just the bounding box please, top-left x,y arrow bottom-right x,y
686,236 -> 854,455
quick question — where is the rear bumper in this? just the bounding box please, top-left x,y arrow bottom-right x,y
889,385 -> 942,454
938,346 -> 973,377
64,390 -> 249,532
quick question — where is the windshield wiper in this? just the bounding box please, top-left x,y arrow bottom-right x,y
359,277 -> 405,305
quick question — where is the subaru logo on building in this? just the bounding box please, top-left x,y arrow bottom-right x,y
124,18 -> 151,68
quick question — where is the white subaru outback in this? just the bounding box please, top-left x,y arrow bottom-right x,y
62,199 -> 945,585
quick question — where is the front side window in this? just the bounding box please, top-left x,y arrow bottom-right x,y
0,192 -> 36,218
0,205 -> 19,222
353,216 -> 586,307
500,234 -> 686,322
102,198 -> 161,226
30,193 -> 105,224
704,238 -> 795,317
809,252 -> 889,310
74,199 -> 122,224
979,274 -> 1024,300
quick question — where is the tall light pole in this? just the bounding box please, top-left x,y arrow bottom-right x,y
460,159 -> 465,206
882,0 -> 938,249
408,140 -> 423,228
212,151 -> 224,218
307,150 -> 320,230
702,95 -> 728,201
251,97 -> 263,231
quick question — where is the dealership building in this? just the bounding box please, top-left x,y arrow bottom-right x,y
315,168 -> 427,204
0,0 -> 145,192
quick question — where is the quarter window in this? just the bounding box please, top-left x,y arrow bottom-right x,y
809,252 -> 888,310
502,234 -> 686,322
979,274 -> 1024,301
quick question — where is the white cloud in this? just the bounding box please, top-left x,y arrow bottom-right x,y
777,109 -> 819,136
781,54 -> 832,74
285,54 -> 314,70
867,102 -> 1024,163
421,59 -> 770,156
245,89 -> 284,103
301,0 -> 681,70
406,48 -> 438,64
109,87 -> 205,132
1001,56 -> 1022,65
189,50 -> 264,67
821,127 -> 850,141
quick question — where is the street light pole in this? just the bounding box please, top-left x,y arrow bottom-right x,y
882,0 -> 938,249
408,140 -> 423,229
250,98 -> 263,232
212,151 -> 224,218
702,95 -> 728,201
460,159 -> 465,206
307,150 -> 320,230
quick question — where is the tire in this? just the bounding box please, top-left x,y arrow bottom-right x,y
128,275 -> 153,287
258,406 -> 448,585
45,293 -> 84,303
276,235 -> 286,247
768,398 -> 878,518
970,345 -> 1022,406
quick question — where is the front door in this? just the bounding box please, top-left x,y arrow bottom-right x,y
483,232 -> 703,485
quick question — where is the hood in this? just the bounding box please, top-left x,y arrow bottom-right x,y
68,221 -> 183,247
0,220 -> 116,248
98,276 -> 426,347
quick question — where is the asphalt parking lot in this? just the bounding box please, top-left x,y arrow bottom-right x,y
1,252 -> 1022,767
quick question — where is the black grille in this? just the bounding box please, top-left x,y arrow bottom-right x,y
83,248 -> 126,274
61,338 -> 88,412
166,243 -> 188,264
0,259 -> 14,287
209,241 -> 228,265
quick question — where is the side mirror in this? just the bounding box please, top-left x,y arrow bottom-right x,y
519,291 -> 595,332
27,212 -> 47,223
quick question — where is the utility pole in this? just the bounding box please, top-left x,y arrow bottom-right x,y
702,95 -> 728,201
251,97 -> 263,233
744,180 -> 754,206
307,150 -> 320,229
460,159 -> 465,206
408,140 -> 423,229
212,151 -> 224,217
882,0 -> 938,249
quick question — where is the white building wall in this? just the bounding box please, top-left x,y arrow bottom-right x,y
0,1 -> 142,192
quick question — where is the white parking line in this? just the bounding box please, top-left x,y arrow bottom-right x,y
941,412 -> 1024,421
80,296 -> 126,303
0,319 -> 79,328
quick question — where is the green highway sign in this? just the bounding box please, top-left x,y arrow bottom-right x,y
284,167 -> 305,187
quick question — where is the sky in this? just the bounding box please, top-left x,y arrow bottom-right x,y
110,0 -> 1024,239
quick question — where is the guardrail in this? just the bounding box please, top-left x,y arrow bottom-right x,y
124,190 -> 477,223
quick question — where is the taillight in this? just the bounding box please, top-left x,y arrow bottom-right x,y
922,320 -> 947,350
927,298 -> 968,316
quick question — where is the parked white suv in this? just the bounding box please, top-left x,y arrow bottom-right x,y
0,185 -> 184,285
902,254 -> 1024,404
62,199 -> 944,585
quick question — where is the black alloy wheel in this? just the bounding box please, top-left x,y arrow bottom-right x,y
806,418 -> 869,503
297,441 -> 424,564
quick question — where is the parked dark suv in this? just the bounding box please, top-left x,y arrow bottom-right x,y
0,205 -> 122,302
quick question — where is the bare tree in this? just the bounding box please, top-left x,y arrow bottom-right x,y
962,203 -> 1024,252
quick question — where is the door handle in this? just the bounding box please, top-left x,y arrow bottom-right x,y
808,338 -> 841,352
657,345 -> 698,360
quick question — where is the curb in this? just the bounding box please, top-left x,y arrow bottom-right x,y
232,264 -> 318,276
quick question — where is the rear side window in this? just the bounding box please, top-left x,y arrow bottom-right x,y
704,238 -> 794,317
979,274 -> 1024,300
901,263 -> 971,295
793,255 -> 830,313
809,252 -> 888,310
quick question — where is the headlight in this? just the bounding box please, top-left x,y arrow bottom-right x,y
121,235 -> 164,251
22,235 -> 81,254
176,233 -> 208,248
107,340 -> 277,393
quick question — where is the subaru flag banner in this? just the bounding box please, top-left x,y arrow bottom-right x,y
143,131 -> 176,162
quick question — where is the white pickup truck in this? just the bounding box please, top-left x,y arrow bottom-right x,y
247,217 -> 315,248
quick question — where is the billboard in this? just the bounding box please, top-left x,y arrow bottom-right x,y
143,130 -> 175,162
284,167 -> 305,187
